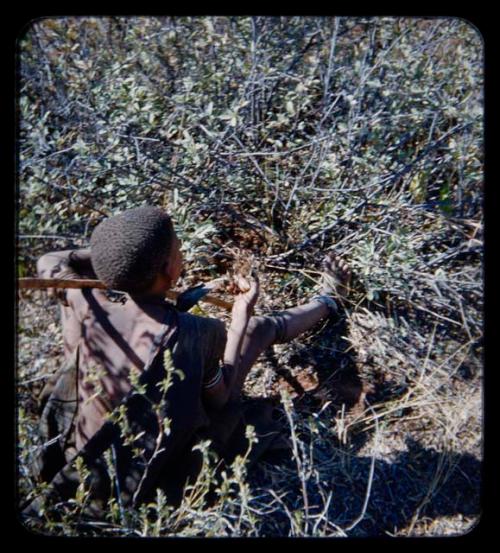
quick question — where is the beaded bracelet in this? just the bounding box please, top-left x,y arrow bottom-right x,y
310,294 -> 339,317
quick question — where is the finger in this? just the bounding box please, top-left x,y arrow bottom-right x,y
323,253 -> 335,270
248,274 -> 259,295
247,269 -> 259,286
342,261 -> 351,276
234,274 -> 251,292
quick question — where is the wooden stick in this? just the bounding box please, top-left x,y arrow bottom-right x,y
17,277 -> 233,311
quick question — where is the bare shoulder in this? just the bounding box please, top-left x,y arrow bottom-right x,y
177,311 -> 227,347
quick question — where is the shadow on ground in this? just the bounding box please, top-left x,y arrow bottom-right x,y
265,312 -> 365,403
326,438 -> 480,536
249,433 -> 481,536
247,308 -> 481,536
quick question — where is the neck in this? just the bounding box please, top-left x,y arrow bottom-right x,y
129,273 -> 173,303
130,290 -> 167,303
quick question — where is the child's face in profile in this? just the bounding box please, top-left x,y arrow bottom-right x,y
169,233 -> 183,285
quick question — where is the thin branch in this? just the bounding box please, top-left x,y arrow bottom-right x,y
341,401 -> 379,533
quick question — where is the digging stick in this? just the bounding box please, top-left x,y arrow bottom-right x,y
17,277 -> 233,311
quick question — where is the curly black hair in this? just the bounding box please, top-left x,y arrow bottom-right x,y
90,206 -> 175,295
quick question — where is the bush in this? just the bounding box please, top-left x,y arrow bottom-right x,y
17,16 -> 483,537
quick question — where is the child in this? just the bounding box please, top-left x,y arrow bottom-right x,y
27,205 -> 350,514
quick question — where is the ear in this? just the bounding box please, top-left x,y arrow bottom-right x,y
162,256 -> 175,281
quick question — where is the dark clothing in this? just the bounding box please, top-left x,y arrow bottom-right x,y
24,251 -> 284,518
59,287 -> 225,452
28,286 -> 234,514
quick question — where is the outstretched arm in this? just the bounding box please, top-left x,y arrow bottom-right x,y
203,274 -> 259,410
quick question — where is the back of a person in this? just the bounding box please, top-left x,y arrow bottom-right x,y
60,284 -> 222,506
64,286 -> 177,450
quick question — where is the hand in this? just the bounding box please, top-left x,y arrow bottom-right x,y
232,271 -> 259,316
